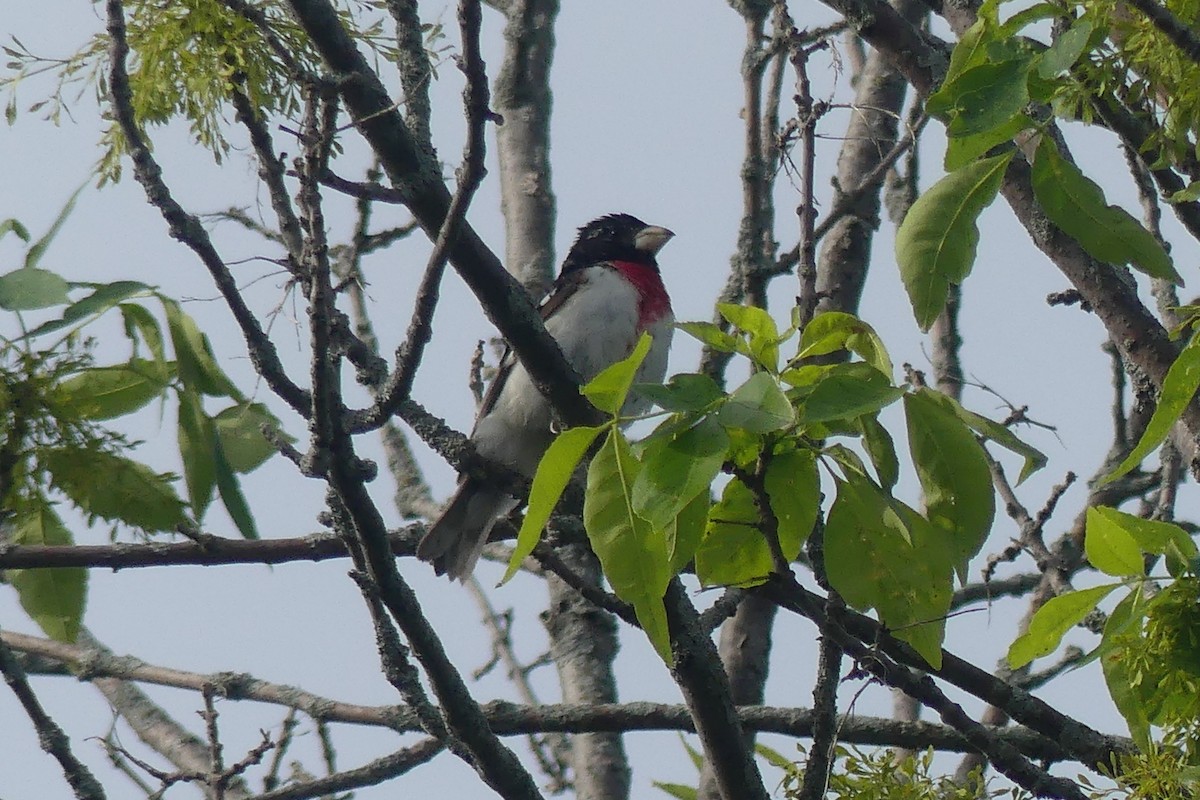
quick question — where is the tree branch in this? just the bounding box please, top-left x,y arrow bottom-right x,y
762,576 -> 1132,772
4,628 -> 1094,761
664,580 -> 770,800
0,626 -> 106,800
105,0 -> 311,418
282,0 -> 601,428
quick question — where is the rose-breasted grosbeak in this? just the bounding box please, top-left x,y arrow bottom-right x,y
418,213 -> 676,580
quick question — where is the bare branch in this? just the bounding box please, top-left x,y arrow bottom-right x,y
762,576 -> 1132,773
0,626 -> 106,800
664,579 -> 770,800
105,0 -> 311,417
229,80 -> 305,268
797,629 -> 842,800
467,576 -> 570,791
383,0 -> 436,147
4,629 -> 1095,761
253,738 -> 443,800
283,0 -> 602,429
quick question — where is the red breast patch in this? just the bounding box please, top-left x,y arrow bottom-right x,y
611,260 -> 672,330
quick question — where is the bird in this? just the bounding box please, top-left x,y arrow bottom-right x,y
417,213 -> 676,580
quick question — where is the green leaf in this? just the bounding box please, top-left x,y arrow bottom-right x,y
1008,584 -> 1120,668
717,372 -> 794,433
56,362 -> 168,420
679,732 -> 705,771
895,152 -> 1014,330
0,267 -> 71,310
633,373 -> 723,412
502,425 -> 604,584
690,450 -> 815,588
695,478 -> 771,588
824,443 -> 873,482
943,113 -> 1031,171
1087,506 -> 1198,577
764,448 -> 820,557
939,396 -> 1047,483
941,3 -> 999,84
934,59 -> 1033,137
652,783 -> 698,800
799,363 -> 905,425
1037,20 -> 1094,77
859,414 -> 900,490
668,490 -> 711,575
0,218 -> 31,242
582,332 -> 652,416
905,389 -> 996,582
120,302 -> 167,363
1101,592 -> 1153,748
825,476 -> 953,668
162,298 -> 240,397
1168,180 -> 1200,204
676,321 -> 745,356
213,402 -> 286,473
797,311 -> 892,376
41,447 -> 188,533
177,391 -> 218,521
1103,330 -> 1200,484
998,3 -> 1060,35
1032,136 -> 1180,283
22,281 -> 153,339
25,182 -> 85,270
633,415 -> 728,529
585,430 -> 673,662
1085,507 -> 1147,578
7,505 -> 86,642
718,303 -> 780,372
213,441 -> 258,540
754,742 -> 795,771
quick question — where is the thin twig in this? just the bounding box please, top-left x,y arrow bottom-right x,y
229,81 -> 305,269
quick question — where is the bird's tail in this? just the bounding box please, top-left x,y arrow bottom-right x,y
417,479 -> 518,580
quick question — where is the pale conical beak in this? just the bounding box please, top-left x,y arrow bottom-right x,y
634,225 -> 675,256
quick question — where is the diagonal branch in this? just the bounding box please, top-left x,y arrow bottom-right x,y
762,576 -> 1132,772
105,0 -> 310,418
664,580 -> 770,800
0,626 -> 106,800
811,0 -> 1200,477
283,0 -> 601,429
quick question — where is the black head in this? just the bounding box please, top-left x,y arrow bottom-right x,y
560,213 -> 674,275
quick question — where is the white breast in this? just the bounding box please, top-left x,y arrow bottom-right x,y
473,266 -> 674,474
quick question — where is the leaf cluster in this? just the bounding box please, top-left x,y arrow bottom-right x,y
897,0 -> 1179,331
2,0 -> 404,182
1078,0 -> 1200,169
788,746 -> 1031,800
510,307 -> 1045,667
1008,505 -> 1200,751
657,741 -> 1030,800
0,198 -> 285,643
1083,727 -> 1200,799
